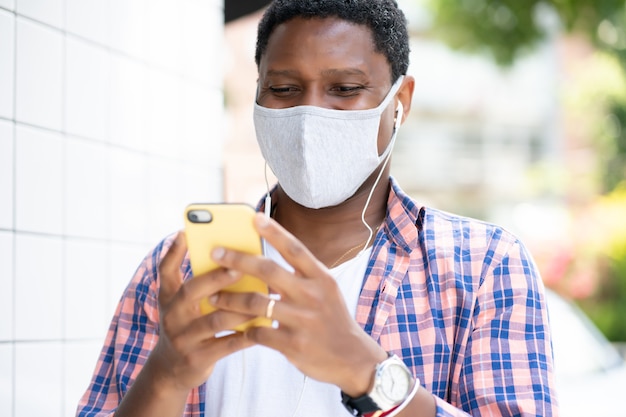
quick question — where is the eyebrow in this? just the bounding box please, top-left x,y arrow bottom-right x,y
265,69 -> 299,77
321,68 -> 367,77
264,68 -> 367,78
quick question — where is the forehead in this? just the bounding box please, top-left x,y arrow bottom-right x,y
258,17 -> 391,81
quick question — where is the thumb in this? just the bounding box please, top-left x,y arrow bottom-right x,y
158,231 -> 187,307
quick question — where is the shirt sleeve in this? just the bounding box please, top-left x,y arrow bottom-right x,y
435,236 -> 558,416
75,235 -> 175,417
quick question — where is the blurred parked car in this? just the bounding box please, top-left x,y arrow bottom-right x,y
546,288 -> 626,417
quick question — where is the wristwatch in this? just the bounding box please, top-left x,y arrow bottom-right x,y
341,354 -> 415,416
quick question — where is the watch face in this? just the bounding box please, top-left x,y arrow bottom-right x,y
380,363 -> 412,402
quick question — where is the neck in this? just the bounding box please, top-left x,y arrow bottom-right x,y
272,173 -> 391,268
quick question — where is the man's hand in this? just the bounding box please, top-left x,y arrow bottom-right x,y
148,232 -> 256,393
115,232 -> 256,417
209,214 -> 388,397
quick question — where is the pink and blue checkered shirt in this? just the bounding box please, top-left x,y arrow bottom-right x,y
77,178 -> 558,416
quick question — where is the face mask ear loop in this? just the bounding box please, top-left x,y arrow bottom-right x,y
263,162 -> 272,255
258,82 -> 272,218
359,101 -> 404,253
264,162 -> 272,217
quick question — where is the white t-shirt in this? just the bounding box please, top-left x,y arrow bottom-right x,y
204,244 -> 372,417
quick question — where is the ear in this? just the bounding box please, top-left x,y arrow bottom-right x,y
395,75 -> 415,124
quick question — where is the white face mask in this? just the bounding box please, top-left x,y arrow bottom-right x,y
253,76 -> 404,209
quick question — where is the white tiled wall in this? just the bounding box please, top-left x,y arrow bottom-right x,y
15,125 -> 65,235
0,0 -> 13,11
65,36 -> 109,141
15,17 -> 63,130
14,342 -> 63,417
0,120 -> 13,228
65,0 -> 108,45
16,0 -> 63,29
0,0 -> 225,415
0,344 -> 14,417
0,231 -> 13,341
14,233 -> 64,341
0,10 -> 14,119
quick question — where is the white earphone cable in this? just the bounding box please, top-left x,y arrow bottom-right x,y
359,101 -> 403,253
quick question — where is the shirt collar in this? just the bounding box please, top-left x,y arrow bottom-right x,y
256,176 -> 424,256
384,176 -> 422,255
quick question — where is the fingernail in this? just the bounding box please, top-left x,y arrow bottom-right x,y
227,269 -> 240,279
212,247 -> 225,260
209,295 -> 218,305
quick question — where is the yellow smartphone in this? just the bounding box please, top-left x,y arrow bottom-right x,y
184,203 -> 271,331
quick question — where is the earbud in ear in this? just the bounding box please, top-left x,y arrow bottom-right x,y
394,102 -> 404,130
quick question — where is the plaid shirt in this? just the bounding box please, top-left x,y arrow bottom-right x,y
77,178 -> 557,416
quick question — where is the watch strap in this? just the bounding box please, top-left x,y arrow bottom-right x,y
341,391 -> 381,416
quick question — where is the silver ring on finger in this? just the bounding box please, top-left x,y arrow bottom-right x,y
265,298 -> 276,319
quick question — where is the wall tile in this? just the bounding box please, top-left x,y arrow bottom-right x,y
108,0 -> 146,59
0,0 -> 15,10
16,0 -> 63,29
108,242 -> 151,308
64,341 -> 105,417
14,234 -> 63,340
108,148 -> 148,243
181,0 -> 213,84
145,69 -> 181,158
64,238 -> 109,339
64,136 -> 107,239
0,120 -> 13,229
109,54 -> 145,151
15,342 -> 63,417
65,37 -> 109,142
0,232 -> 14,341
0,344 -> 13,417
145,0 -> 181,72
109,241 -> 151,312
146,156 -> 186,244
0,10 -> 14,119
181,83 -> 221,165
15,17 -> 62,130
181,163 -> 222,206
65,0 -> 108,45
15,125 -> 63,235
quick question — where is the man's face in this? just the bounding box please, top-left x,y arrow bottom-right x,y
256,17 -> 398,154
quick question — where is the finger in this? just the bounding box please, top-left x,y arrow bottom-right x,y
211,291 -> 272,318
158,232 -> 188,306
245,325 -> 295,356
171,310 -> 258,352
170,332 -> 255,384
162,268 -> 243,332
213,291 -> 305,328
173,267 -> 241,310
253,214 -> 325,278
193,331 -> 255,365
210,244 -> 294,294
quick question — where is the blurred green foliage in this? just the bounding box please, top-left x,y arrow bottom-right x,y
425,0 -> 626,191
423,0 -> 626,340
577,185 -> 626,341
425,0 -> 626,67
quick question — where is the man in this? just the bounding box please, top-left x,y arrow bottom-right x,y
77,1 -> 558,416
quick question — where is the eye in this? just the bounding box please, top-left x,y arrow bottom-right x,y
268,86 -> 299,97
331,85 -> 364,96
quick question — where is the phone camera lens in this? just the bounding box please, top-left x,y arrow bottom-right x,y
188,209 -> 212,223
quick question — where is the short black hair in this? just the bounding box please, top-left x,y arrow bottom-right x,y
255,0 -> 410,83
